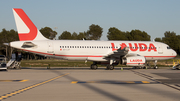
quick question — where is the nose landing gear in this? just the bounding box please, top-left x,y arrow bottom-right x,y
153,60 -> 158,69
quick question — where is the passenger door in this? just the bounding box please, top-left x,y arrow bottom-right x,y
47,42 -> 54,54
157,44 -> 163,54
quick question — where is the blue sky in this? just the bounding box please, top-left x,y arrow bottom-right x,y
0,0 -> 180,40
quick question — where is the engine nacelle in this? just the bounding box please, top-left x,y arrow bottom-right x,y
122,56 -> 146,66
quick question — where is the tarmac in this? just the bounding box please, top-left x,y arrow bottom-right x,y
0,67 -> 180,101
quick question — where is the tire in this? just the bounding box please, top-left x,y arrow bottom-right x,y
106,65 -> 110,70
154,66 -> 158,69
109,65 -> 114,70
91,64 -> 97,70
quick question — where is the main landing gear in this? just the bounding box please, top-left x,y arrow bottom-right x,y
90,60 -> 115,70
106,65 -> 114,70
90,64 -> 114,70
90,62 -> 98,70
90,64 -> 98,70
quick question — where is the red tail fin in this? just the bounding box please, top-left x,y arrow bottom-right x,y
13,8 -> 48,41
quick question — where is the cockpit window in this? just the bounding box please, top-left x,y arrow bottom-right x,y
167,46 -> 171,49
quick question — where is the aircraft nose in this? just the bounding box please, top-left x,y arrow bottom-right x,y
173,50 -> 177,57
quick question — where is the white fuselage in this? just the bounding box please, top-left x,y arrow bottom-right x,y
10,40 -> 177,62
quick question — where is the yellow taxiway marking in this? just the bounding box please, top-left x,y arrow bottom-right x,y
142,81 -> 150,83
71,81 -> 78,84
125,81 -> 135,83
71,81 -> 152,84
19,80 -> 28,82
0,80 -> 29,82
0,73 -> 69,100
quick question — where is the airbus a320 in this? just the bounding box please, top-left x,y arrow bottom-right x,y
9,8 -> 177,70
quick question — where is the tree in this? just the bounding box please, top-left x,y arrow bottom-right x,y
58,31 -> 72,40
0,29 -> 19,43
155,31 -> 180,55
71,32 -> 78,40
107,28 -> 150,41
154,38 -> 162,42
162,31 -> 180,54
129,29 -> 150,41
40,27 -> 57,40
77,32 -> 86,40
86,24 -> 103,40
0,29 -> 19,58
164,31 -> 176,38
107,27 -> 127,40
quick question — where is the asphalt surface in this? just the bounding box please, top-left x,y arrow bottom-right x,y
0,67 -> 180,101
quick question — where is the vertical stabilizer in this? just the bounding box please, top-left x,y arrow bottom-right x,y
13,8 -> 48,41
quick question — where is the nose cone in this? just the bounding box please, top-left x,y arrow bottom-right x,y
173,50 -> 177,57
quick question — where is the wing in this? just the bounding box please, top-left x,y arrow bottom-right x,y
104,47 -> 130,58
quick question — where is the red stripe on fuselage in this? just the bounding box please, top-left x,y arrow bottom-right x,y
20,49 -> 176,58
145,56 -> 176,57
20,49 -> 103,57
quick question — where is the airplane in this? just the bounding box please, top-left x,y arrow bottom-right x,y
9,8 -> 177,70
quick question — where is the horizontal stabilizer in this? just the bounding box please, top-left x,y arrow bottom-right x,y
21,42 -> 37,48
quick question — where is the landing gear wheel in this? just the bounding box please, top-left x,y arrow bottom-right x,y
106,65 -> 114,70
109,65 -> 114,70
143,66 -> 147,69
106,65 -> 110,70
91,64 -> 97,70
154,66 -> 158,69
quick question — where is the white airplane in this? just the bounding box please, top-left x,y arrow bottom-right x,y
10,8 -> 177,70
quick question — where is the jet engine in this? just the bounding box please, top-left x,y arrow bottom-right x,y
121,56 -> 146,66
